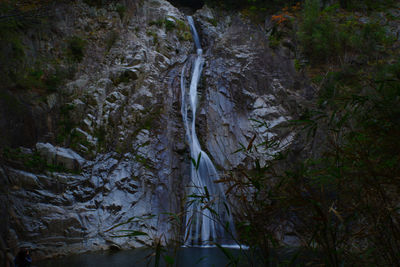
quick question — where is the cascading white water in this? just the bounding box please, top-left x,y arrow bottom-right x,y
181,16 -> 236,247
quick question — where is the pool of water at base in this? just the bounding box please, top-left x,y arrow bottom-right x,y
36,247 -> 317,267
37,247 -> 244,267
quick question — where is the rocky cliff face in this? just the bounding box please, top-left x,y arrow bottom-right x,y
0,0 -> 311,261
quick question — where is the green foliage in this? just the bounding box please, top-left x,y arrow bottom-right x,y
207,18 -> 218,27
340,0 -> 397,11
293,14 -> 399,248
268,33 -> 281,49
298,0 -> 395,65
229,56 -> 400,265
179,31 -> 192,41
175,19 -> 188,31
294,58 -> 302,71
45,66 -> 75,92
57,102 -> 96,156
2,147 -> 74,173
190,152 -> 202,171
115,3 -> 126,19
148,19 -> 163,27
12,64 -> 72,92
203,0 -> 395,12
225,0 -> 400,255
298,0 -> 336,62
313,63 -> 400,265
149,17 -> 191,41
149,17 -> 178,32
134,154 -> 153,169
146,30 -> 158,45
0,2 -> 75,93
0,0 -> 54,83
56,103 -> 76,144
164,19 -> 175,32
15,67 -> 44,90
66,36 -> 87,62
175,19 -> 191,41
69,129 -> 93,154
0,7 -> 27,88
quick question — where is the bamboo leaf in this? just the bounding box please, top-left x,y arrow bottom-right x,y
190,152 -> 202,170
105,216 -> 136,232
204,186 -> 210,200
196,152 -> 201,170
233,142 -> 246,154
225,221 -> 230,231
223,202 -> 230,216
249,118 -> 263,124
191,157 -> 197,167
111,230 -> 148,238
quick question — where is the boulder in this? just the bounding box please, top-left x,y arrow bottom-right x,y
36,143 -> 85,171
6,169 -> 39,189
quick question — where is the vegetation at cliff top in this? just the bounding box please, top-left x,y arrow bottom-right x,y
0,0 -> 79,93
205,0 -> 397,11
2,146 -> 79,174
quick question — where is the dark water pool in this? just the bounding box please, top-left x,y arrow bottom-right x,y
36,247 -> 246,267
36,247 -> 315,266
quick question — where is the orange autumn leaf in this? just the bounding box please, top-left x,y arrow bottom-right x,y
271,13 -> 288,25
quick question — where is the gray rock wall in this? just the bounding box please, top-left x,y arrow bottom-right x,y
193,7 -> 312,169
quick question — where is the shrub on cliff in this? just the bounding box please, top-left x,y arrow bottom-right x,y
298,0 -> 395,66
66,36 -> 87,62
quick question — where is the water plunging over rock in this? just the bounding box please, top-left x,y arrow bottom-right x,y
0,0 -> 313,259
181,16 -> 236,247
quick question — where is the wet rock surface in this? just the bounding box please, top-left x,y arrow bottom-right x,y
0,0 -> 312,261
193,7 -> 312,169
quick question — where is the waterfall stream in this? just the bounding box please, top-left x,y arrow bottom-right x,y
180,16 -> 236,247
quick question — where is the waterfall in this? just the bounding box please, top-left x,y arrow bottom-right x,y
181,16 -> 236,247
